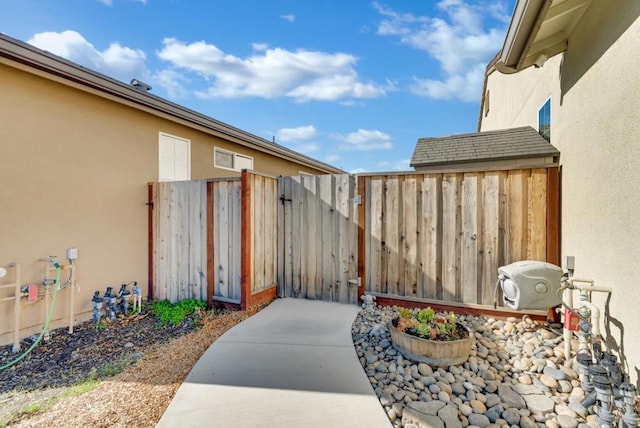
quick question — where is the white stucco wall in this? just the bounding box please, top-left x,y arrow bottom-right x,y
481,1 -> 640,385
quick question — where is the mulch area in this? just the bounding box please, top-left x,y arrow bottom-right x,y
0,312 -> 196,393
0,305 -> 262,427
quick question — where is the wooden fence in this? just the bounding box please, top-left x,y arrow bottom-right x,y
150,167 -> 558,313
150,171 -> 279,309
278,174 -> 358,304
359,168 -> 559,307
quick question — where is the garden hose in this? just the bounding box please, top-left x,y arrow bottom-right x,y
0,260 -> 62,371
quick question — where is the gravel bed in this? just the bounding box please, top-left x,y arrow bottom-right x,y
352,303 -> 600,428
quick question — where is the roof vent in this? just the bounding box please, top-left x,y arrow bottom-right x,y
130,79 -> 152,92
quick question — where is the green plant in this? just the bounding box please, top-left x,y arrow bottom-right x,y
398,307 -> 413,319
394,306 -> 467,341
152,298 -> 206,327
416,307 -> 435,324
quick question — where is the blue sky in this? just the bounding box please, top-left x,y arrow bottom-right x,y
1,0 -> 515,173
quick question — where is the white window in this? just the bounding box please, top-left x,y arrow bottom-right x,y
214,147 -> 254,171
159,133 -> 190,182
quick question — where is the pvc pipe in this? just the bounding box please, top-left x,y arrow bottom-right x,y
13,263 -> 20,353
564,286 -> 573,360
0,262 -> 61,371
581,301 -> 601,336
68,264 -> 76,334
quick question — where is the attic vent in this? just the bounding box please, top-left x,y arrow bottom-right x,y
130,79 -> 152,92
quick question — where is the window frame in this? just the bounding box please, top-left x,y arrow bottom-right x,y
158,132 -> 191,182
214,146 -> 254,172
538,98 -> 551,142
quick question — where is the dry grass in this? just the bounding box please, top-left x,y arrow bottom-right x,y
8,306 -> 261,428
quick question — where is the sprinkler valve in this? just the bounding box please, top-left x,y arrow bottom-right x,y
118,284 -> 131,316
91,291 -> 104,324
104,287 -> 118,321
594,375 -> 615,428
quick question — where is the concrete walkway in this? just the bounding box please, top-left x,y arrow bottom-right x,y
157,298 -> 391,428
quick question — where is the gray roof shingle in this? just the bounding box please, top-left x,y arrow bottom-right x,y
410,126 -> 560,167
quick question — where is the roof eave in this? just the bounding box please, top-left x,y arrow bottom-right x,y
496,0 -> 552,73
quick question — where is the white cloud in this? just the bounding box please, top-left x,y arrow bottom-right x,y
377,159 -> 412,171
333,129 -> 394,151
326,154 -> 341,163
157,38 -> 390,102
154,69 -> 189,98
276,125 -> 317,142
374,0 -> 508,102
350,167 -> 368,174
28,30 -> 148,83
281,14 -> 296,23
290,142 -> 320,154
252,43 -> 269,51
410,63 -> 484,102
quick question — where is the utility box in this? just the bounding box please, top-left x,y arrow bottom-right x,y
498,261 -> 563,310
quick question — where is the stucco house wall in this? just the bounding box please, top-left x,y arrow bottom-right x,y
480,1 -> 640,384
0,38 -> 339,346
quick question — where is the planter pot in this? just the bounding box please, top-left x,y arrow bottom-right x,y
389,320 -> 472,367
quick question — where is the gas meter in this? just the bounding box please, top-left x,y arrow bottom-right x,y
498,261 -> 563,310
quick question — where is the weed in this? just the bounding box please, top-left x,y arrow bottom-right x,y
152,298 -> 206,327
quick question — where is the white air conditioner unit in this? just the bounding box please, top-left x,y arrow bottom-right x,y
498,261 -> 563,310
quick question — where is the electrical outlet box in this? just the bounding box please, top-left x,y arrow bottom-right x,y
565,256 -> 575,272
67,247 -> 78,261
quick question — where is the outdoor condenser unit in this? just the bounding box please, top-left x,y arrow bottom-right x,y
498,261 -> 563,310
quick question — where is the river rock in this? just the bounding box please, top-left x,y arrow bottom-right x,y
438,404 -> 462,428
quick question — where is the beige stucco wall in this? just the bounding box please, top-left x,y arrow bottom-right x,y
481,1 -> 640,385
0,60 -> 331,345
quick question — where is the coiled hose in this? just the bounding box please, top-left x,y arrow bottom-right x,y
0,260 -> 62,371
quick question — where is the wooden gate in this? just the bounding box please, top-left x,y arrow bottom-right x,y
278,174 -> 359,304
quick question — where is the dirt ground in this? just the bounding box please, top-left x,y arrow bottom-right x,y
0,306 -> 259,427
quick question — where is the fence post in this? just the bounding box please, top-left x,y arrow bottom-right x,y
147,182 -> 155,301
357,175 -> 366,302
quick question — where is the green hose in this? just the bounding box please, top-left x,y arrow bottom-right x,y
0,260 -> 62,371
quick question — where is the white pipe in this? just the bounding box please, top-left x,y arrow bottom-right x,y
564,286 -> 573,360
581,301 -> 601,336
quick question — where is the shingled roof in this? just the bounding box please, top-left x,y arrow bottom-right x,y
410,126 -> 559,168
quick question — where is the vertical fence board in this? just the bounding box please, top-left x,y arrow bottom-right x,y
403,177 -> 418,297
303,175 -> 318,299
318,175 -> 333,301
263,178 -> 275,293
528,169 -> 547,261
421,175 -> 440,300
291,176 -> 303,297
230,181 -> 242,301
215,182 -> 229,300
442,174 -> 460,302
349,175 -> 359,304
336,174 -> 349,303
482,172 -> 500,305
507,170 -> 528,263
461,173 -> 480,304
385,177 -> 400,295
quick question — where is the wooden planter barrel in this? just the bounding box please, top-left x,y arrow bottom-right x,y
389,321 -> 472,367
